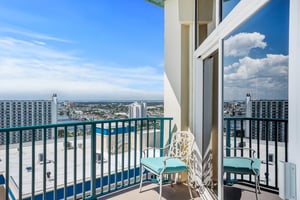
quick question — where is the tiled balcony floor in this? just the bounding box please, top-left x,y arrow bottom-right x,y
224,184 -> 281,200
98,182 -> 200,200
97,182 -> 281,200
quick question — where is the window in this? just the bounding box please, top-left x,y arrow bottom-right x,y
221,0 -> 240,20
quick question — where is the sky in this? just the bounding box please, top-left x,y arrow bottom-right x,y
0,0 -> 164,101
223,0 -> 289,101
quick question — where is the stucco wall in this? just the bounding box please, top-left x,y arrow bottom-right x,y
164,0 -> 190,134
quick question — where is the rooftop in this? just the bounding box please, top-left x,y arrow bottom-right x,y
0,137 -> 153,199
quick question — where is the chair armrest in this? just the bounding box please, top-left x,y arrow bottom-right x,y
225,156 -> 255,162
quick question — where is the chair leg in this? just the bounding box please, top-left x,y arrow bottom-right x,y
187,172 -> 193,200
159,174 -> 163,200
258,175 -> 261,194
255,175 -> 259,200
139,165 -> 144,192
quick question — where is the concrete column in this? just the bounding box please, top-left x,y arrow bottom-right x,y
164,0 -> 190,135
288,0 -> 300,197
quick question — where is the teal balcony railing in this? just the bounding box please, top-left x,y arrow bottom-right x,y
0,117 -> 173,200
224,117 -> 288,192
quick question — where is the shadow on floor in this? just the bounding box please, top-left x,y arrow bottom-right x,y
224,185 -> 242,200
98,182 -> 200,200
224,184 -> 281,200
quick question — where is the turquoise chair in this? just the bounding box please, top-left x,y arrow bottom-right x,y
139,131 -> 194,200
223,147 -> 261,200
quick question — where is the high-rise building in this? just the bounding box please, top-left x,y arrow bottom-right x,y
245,94 -> 288,142
128,101 -> 147,118
0,94 -> 58,144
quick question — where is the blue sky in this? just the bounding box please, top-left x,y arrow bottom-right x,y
0,1 -> 164,100
223,0 -> 289,101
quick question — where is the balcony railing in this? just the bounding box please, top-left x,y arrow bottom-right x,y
224,117 -> 288,192
0,117 -> 173,200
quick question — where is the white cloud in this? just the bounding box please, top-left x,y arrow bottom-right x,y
224,32 -> 267,57
224,54 -> 288,100
0,27 -> 72,43
0,36 -> 163,100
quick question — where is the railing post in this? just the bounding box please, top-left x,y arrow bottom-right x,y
115,122 -> 119,188
43,128 -> 47,200
108,122 -> 111,191
64,126 -> 67,200
226,119 -> 231,182
226,119 -> 231,157
275,122 -> 278,188
153,120 -> 156,157
6,131 -> 10,200
91,123 -> 97,199
74,125 -> 77,199
240,120 -> 244,158
82,125 -> 87,199
54,127 -> 58,200
168,119 -> 172,145
285,121 -> 288,162
19,130 -> 23,200
265,121 -> 269,186
100,123 -> 104,194
32,129 -> 36,200
160,119 -> 164,156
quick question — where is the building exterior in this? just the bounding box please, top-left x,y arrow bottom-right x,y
245,94 -> 288,142
0,94 -> 57,144
0,0 -> 299,199
128,101 -> 147,118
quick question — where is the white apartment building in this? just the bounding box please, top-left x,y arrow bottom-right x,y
0,94 -> 57,144
245,94 -> 288,142
128,101 -> 147,118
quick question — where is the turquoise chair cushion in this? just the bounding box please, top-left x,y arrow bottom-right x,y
224,157 -> 260,175
141,157 -> 188,174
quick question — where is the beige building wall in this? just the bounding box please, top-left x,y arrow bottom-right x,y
164,0 -> 191,137
163,0 -> 218,188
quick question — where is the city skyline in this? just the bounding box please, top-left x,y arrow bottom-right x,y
0,1 -> 164,101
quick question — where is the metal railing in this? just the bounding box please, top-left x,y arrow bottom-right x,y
0,117 -> 173,200
224,117 -> 288,192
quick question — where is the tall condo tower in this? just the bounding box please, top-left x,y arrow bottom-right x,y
245,94 -> 288,142
0,94 -> 58,144
128,101 -> 147,118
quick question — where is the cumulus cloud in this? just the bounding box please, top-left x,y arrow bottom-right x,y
223,31 -> 288,100
224,32 -> 267,57
0,36 -> 163,100
224,54 -> 288,100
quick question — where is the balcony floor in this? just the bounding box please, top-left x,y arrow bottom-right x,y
98,182 -> 281,200
98,182 -> 200,200
224,184 -> 281,200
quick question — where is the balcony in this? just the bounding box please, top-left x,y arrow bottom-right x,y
0,117 -> 287,199
0,117 -> 173,200
223,117 -> 288,200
